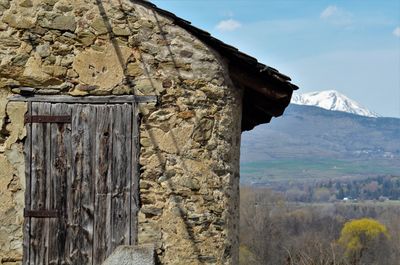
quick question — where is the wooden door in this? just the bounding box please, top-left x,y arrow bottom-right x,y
23,102 -> 138,265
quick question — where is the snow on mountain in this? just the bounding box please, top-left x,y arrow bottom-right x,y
291,90 -> 379,117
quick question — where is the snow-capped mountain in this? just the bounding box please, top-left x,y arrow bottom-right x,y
291,90 -> 379,117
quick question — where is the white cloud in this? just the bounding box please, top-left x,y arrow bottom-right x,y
320,5 -> 338,19
320,5 -> 353,27
393,27 -> 400,37
216,19 -> 242,32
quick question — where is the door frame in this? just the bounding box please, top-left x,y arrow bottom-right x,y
9,94 -> 156,264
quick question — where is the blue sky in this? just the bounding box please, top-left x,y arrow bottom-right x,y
152,0 -> 400,118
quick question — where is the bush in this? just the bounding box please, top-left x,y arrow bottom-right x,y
338,218 -> 390,264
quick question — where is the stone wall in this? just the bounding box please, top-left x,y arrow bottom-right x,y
0,90 -> 27,264
0,1 -> 243,264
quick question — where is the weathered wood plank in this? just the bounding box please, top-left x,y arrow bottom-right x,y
80,105 -> 95,265
69,104 -> 84,264
23,102 -> 32,265
111,104 -> 132,248
9,94 -> 158,104
43,103 -> 52,265
93,105 -> 113,264
30,102 -> 51,265
48,103 -> 71,265
66,104 -> 80,265
69,104 -> 95,265
131,103 -> 139,245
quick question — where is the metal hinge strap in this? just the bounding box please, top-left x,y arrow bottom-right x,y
24,115 -> 71,124
24,209 -> 59,218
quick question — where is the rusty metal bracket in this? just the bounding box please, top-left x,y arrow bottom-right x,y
24,115 -> 71,124
24,209 -> 59,218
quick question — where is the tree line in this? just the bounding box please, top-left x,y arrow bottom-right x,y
240,186 -> 400,265
271,175 -> 400,202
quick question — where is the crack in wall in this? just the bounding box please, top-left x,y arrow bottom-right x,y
0,115 -> 10,145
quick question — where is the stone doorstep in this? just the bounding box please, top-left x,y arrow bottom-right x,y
101,244 -> 156,265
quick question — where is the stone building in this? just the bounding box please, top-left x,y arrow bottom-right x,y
0,0 -> 297,264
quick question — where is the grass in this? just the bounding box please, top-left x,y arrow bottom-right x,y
287,200 -> 400,207
240,158 -> 400,184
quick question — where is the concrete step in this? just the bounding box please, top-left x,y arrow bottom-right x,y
101,245 -> 155,265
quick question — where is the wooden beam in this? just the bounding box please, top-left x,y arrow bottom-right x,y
229,64 -> 292,102
8,94 -> 158,104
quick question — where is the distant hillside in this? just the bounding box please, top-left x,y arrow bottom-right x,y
240,104 -> 400,184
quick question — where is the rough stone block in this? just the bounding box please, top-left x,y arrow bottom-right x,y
101,245 -> 155,265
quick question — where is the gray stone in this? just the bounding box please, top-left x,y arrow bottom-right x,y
182,178 -> 201,191
76,84 -> 98,91
41,15 -> 76,31
19,0 -> 33,8
141,206 -> 163,217
126,62 -> 143,77
0,37 -> 21,47
192,118 -> 214,142
36,89 -> 60,95
113,26 -> 131,36
12,54 -> 30,66
180,50 -> 193,58
62,32 -> 76,39
2,11 -> 35,29
60,54 -> 74,66
0,0 -> 10,10
36,43 -> 51,57
66,68 -> 78,78
43,0 -> 58,6
102,245 -> 155,265
77,31 -> 96,46
112,85 -> 132,95
46,55 -> 57,64
91,17 -> 109,35
57,81 -> 74,91
89,89 -> 112,95
135,79 -> 163,95
11,87 -> 35,94
0,21 -> 8,30
52,15 -> 76,31
55,4 -> 73,12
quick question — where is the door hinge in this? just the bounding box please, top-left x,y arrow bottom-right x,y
24,115 -> 71,124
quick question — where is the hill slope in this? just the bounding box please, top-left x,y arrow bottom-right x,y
240,104 -> 400,183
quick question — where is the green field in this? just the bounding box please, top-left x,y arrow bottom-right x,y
240,158 -> 400,183
287,200 -> 400,207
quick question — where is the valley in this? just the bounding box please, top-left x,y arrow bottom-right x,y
241,101 -> 400,185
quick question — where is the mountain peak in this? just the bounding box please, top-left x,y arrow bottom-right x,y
291,90 -> 379,117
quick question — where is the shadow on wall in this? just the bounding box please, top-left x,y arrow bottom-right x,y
95,0 -> 214,263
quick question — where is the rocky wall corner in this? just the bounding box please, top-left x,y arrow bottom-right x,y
136,83 -> 242,265
0,90 -> 27,265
